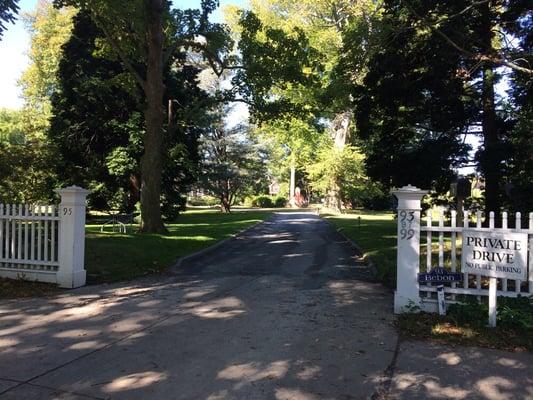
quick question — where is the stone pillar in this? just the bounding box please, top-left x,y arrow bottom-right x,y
55,186 -> 90,288
391,185 -> 428,313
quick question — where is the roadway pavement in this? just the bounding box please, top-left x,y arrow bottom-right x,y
0,212 -> 531,399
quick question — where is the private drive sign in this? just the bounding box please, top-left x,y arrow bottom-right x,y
462,230 -> 528,280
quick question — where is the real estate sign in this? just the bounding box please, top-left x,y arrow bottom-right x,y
461,230 -> 528,280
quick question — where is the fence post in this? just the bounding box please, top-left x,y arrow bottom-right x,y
392,185 -> 428,313
55,186 -> 90,288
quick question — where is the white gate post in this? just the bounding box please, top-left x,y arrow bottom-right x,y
55,186 -> 90,288
392,185 -> 428,313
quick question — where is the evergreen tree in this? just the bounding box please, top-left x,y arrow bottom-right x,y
54,0 -> 232,233
0,0 -> 19,39
50,11 -> 209,219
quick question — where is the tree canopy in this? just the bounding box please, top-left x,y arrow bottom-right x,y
0,0 -> 19,38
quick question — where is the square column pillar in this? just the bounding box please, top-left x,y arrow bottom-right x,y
391,185 -> 428,313
55,186 -> 90,288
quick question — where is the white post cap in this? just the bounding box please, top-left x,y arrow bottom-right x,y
55,185 -> 91,196
391,184 -> 428,210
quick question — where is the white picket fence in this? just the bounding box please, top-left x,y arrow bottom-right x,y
0,186 -> 89,288
393,185 -> 533,313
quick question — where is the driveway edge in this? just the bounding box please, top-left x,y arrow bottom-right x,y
171,214 -> 274,272
319,214 -> 379,278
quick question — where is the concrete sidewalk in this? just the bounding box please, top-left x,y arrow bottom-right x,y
0,212 -> 531,399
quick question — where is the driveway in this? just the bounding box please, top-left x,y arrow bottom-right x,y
0,212 -> 531,400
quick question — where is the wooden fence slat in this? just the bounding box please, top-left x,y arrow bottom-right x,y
438,210 -> 444,268
0,204 -> 3,261
515,212 -> 522,293
451,210 -> 457,300
463,211 -> 470,289
475,211 -> 483,299
24,205 -> 29,260
530,213 -> 533,294
17,204 -> 22,260
502,212 -> 508,292
44,206 -> 49,262
37,205 -> 42,261
30,205 -> 35,261
426,212 -> 432,298
10,205 -> 16,263
51,206 -> 56,263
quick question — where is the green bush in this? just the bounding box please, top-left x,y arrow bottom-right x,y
252,195 -> 274,208
187,196 -> 219,207
448,295 -> 533,333
273,196 -> 287,207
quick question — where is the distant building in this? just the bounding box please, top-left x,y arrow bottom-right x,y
269,181 -> 280,196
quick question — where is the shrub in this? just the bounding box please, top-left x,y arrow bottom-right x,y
187,196 -> 219,207
448,295 -> 533,333
273,196 -> 287,207
252,195 -> 274,208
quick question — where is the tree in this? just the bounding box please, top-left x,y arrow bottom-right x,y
54,0 -> 232,233
19,1 -> 76,138
200,111 -> 267,213
339,1 -> 480,196
51,10 -> 209,218
228,1 -> 379,206
0,108 -> 24,144
0,0 -> 19,39
500,3 -> 533,212
0,109 -> 55,203
256,117 -> 321,203
50,10 -> 144,211
0,1 -> 73,203
368,0 -> 533,214
307,137 -> 367,210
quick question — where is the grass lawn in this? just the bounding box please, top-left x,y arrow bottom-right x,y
0,209 -> 271,298
85,209 -> 271,283
322,210 -> 397,285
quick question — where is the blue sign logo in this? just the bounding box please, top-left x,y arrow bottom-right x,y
418,267 -> 463,283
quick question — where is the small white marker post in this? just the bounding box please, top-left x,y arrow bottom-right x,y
437,284 -> 446,316
488,277 -> 497,327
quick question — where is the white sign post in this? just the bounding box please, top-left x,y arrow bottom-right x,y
462,229 -> 528,327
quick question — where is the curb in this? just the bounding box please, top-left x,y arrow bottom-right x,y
319,213 -> 379,278
171,215 -> 274,273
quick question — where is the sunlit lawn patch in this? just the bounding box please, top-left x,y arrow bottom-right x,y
85,210 -> 271,283
323,210 -> 465,285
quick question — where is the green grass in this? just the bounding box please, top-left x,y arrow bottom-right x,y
323,210 -> 397,285
85,209 -> 271,283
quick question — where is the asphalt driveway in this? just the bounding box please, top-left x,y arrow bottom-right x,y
0,212 -> 531,399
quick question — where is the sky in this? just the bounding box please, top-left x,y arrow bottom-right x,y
0,0 -> 248,109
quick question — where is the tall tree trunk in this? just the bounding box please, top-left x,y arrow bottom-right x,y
479,2 -> 501,218
220,181 -> 231,213
220,195 -> 231,213
326,111 -> 351,212
289,152 -> 296,208
140,0 -> 167,233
